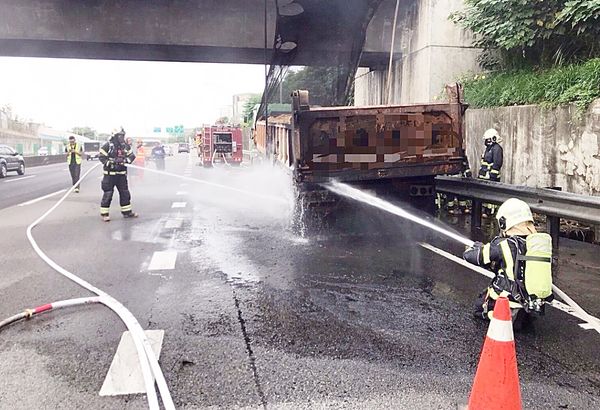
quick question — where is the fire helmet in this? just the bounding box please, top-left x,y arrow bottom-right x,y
496,198 -> 533,231
483,128 -> 499,142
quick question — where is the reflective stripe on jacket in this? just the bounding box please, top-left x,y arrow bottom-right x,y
478,143 -> 503,181
464,236 -> 526,308
99,140 -> 135,174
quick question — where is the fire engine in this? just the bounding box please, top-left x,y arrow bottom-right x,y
197,125 -> 243,167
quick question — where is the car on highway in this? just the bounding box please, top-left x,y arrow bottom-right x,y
164,145 -> 173,156
177,143 -> 190,153
37,147 -> 49,156
84,141 -> 101,160
0,144 -> 25,178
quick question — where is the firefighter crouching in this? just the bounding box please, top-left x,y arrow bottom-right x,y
99,128 -> 138,222
463,198 -> 553,329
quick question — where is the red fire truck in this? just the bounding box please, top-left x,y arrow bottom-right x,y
197,125 -> 243,167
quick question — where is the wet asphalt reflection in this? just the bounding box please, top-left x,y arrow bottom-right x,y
172,162 -> 600,408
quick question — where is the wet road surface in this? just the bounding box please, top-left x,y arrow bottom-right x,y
1,153 -> 599,409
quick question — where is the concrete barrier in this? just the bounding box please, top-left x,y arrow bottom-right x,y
24,154 -> 65,167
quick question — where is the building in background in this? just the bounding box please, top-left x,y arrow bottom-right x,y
0,107 -> 84,155
218,105 -> 234,123
232,93 -> 256,125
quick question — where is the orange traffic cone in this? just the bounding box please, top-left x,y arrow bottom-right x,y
468,296 -> 522,410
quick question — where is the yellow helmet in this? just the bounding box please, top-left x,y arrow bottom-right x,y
496,198 -> 533,231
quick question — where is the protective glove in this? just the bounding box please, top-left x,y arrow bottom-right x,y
466,241 -> 483,252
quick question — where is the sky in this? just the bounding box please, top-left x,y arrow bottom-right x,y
0,57 -> 266,137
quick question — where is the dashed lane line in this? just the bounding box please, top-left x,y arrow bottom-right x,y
171,202 -> 187,209
148,250 -> 178,270
176,191 -> 188,196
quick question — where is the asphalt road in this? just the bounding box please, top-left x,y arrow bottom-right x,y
0,160 -> 95,210
1,153 -> 599,409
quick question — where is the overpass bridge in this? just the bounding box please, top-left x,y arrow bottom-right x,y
0,0 -> 480,104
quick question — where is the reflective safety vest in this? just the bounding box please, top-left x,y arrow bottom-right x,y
66,142 -> 82,165
134,146 -> 145,165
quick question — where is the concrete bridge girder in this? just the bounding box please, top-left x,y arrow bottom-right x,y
0,0 -> 388,66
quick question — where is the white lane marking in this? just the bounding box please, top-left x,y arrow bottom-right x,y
3,175 -> 36,183
176,191 -> 188,196
148,250 -> 178,270
17,189 -> 68,207
165,219 -> 183,229
171,202 -> 187,208
100,330 -> 164,396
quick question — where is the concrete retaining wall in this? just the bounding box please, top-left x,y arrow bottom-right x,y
24,155 -> 65,167
465,99 -> 600,197
356,0 -> 482,105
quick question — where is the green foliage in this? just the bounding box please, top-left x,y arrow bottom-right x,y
242,94 -> 262,125
71,126 -> 97,139
462,58 -> 600,113
278,66 -> 340,106
451,0 -> 600,68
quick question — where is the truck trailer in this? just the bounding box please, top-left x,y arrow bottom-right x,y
198,125 -> 243,167
253,84 -> 467,216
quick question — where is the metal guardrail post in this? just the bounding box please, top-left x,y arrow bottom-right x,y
547,216 -> 560,250
471,198 -> 482,233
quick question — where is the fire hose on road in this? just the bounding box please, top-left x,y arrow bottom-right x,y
0,297 -> 101,330
8,160 -> 288,409
21,162 -> 174,410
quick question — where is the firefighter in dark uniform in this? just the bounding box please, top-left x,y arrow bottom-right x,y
98,128 -> 138,222
463,198 -> 553,330
478,128 -> 503,217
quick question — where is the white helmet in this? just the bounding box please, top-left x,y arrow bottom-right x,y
496,198 -> 533,231
483,128 -> 499,141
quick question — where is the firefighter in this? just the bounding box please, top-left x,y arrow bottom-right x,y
478,128 -> 503,217
463,198 -> 553,329
151,141 -> 166,170
98,128 -> 138,222
65,136 -> 83,193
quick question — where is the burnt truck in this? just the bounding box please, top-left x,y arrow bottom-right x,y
253,84 -> 467,216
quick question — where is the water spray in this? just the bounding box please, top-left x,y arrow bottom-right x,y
127,163 -> 287,204
327,180 -> 474,246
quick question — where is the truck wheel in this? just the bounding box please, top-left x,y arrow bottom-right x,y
17,162 -> 25,175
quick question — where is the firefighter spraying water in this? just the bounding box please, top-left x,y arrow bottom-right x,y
325,181 -> 599,332
463,198 -> 553,329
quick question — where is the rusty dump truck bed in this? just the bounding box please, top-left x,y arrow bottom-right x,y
291,86 -> 466,185
253,85 -> 467,209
